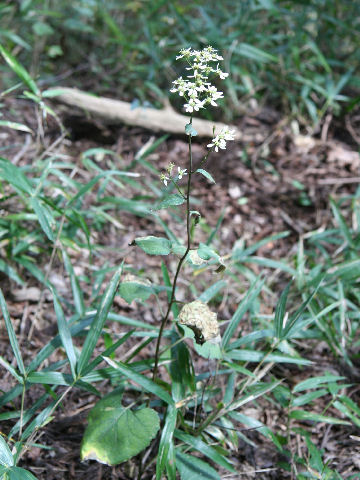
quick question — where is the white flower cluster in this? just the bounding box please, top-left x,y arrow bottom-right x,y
170,46 -> 229,114
207,127 -> 235,152
160,163 -> 187,186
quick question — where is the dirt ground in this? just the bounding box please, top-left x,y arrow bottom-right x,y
1,98 -> 360,479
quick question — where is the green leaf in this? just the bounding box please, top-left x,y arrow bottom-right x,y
198,281 -> 226,303
274,283 -> 291,339
32,21 -> 54,36
153,194 -> 185,211
62,250 -> 85,315
81,391 -> 159,466
52,292 -> 77,378
329,258 -> 360,281
135,236 -> 171,255
289,410 -> 350,425
0,121 -> 33,134
156,405 -> 177,480
227,381 -> 282,411
333,399 -> 360,427
176,451 -> 220,480
330,198 -> 355,247
0,158 -> 32,195
292,389 -> 328,407
29,197 -> 55,242
0,356 -> 23,383
103,358 -> 175,405
0,45 -> 40,95
174,430 -> 235,473
222,278 -> 264,349
197,243 -> 219,261
41,88 -> 66,98
81,331 -> 133,377
281,277 -> 323,340
77,267 -> 122,376
181,325 -> 222,360
185,123 -> 198,137
228,411 -> 282,450
196,169 -> 215,184
166,441 -> 177,480
236,43 -> 278,63
119,278 -> 153,304
293,375 -> 345,393
0,465 -> 38,479
0,259 -> 25,286
0,436 -> 14,467
0,289 -> 25,376
169,330 -> 195,401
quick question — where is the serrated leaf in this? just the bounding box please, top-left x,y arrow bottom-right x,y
196,169 -> 215,184
135,236 -> 171,255
81,391 -> 160,465
153,194 -> 185,211
185,123 -> 198,137
176,452 -> 220,480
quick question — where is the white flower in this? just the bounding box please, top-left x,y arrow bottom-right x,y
218,70 -> 229,80
207,127 -> 235,152
170,46 -> 229,115
160,173 -> 170,186
184,98 -> 205,113
177,167 -> 187,179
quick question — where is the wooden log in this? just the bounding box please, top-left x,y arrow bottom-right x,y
54,87 -> 241,138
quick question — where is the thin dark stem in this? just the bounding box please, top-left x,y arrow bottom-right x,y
152,116 -> 194,382
191,146 -> 214,174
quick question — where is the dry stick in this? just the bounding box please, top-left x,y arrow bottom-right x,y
152,117 -> 194,382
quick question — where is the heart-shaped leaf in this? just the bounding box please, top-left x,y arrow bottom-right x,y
81,391 -> 160,465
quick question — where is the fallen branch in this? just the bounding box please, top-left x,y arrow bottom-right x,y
54,87 -> 241,138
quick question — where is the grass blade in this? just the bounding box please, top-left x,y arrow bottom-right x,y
77,266 -> 122,376
222,278 -> 264,350
0,44 -> 40,95
53,292 -> 77,378
156,405 -> 177,480
103,357 -> 174,405
274,283 -> 291,339
0,289 -> 25,375
174,429 -> 235,473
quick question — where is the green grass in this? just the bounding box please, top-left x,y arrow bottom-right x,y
0,4 -> 360,479
1,0 -> 359,125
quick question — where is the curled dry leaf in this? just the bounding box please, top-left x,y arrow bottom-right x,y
178,300 -> 220,345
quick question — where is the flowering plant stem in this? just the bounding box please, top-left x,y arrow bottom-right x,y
152,116 -> 194,382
